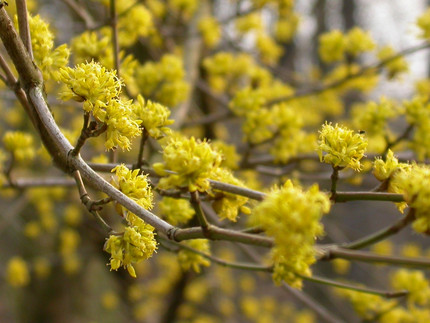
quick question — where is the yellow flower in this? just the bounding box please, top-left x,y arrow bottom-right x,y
111,164 -> 153,214
345,27 -> 375,57
58,61 -> 121,120
136,54 -> 190,107
319,30 -> 346,63
391,269 -> 430,306
132,95 -> 174,139
390,164 -> 430,233
158,197 -> 195,226
198,16 -> 221,48
7,257 -> 30,287
209,167 -> 249,222
153,136 -> 222,192
24,15 -> 69,80
104,217 -> 157,278
275,14 -> 300,43
178,239 -> 211,273
256,33 -> 283,66
317,122 -> 368,171
59,61 -> 141,150
417,8 -> 430,39
3,131 -> 35,162
377,46 -> 409,79
373,150 -> 402,181
250,180 -> 330,287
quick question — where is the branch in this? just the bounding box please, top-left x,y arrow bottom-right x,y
341,209 -> 415,250
333,192 -> 404,203
15,0 -> 32,58
321,247 -> 430,268
60,0 -> 96,29
267,42 -> 430,106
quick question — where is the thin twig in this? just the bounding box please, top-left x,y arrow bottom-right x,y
72,170 -> 114,233
60,0 -> 96,29
341,209 -> 415,250
135,128 -> 148,170
190,190 -> 210,234
267,42 -> 430,106
15,0 -> 33,58
321,247 -> 430,268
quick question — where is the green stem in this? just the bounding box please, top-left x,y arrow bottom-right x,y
298,274 -> 407,298
342,209 -> 415,249
330,166 -> 339,198
190,191 -> 210,234
333,191 -> 404,203
322,247 -> 430,268
135,128 -> 149,170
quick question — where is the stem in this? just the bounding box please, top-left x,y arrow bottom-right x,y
172,225 -> 274,248
161,237 -> 272,272
109,0 -> 120,78
15,0 -> 33,58
267,42 -> 430,107
333,191 -> 404,203
382,124 -> 414,158
190,190 -> 210,234
342,209 -> 415,250
61,0 -> 96,29
135,128 -> 148,170
298,274 -> 407,298
322,247 -> 430,268
72,170 -> 114,233
165,237 -> 406,298
330,166 -> 339,198
71,113 -> 90,155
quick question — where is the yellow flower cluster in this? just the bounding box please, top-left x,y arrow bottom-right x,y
168,0 -> 198,20
111,164 -> 153,215
417,8 -> 430,39
236,13 -> 263,33
96,0 -> 153,47
377,46 -> 409,79
6,257 -> 30,287
319,27 -> 375,63
71,31 -> 139,95
229,84 -> 295,145
389,164 -> 430,233
317,122 -> 368,171
106,164 -> 156,277
105,214 -> 157,278
24,15 -> 69,80
256,33 -> 283,66
136,54 -> 189,107
58,61 -> 141,150
178,239 -> 211,273
153,136 -> 222,192
337,288 -> 396,320
250,180 -> 330,288
324,63 -> 379,93
3,131 -> 35,162
132,95 -> 174,139
117,5 -> 153,47
59,228 -> 81,275
391,269 -> 430,306
352,97 -> 399,137
275,13 -> 300,43
373,150 -> 403,181
198,16 -> 221,48
158,197 -> 195,226
404,96 -> 430,160
210,167 -> 250,222
203,52 -> 271,93
71,31 -> 110,64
